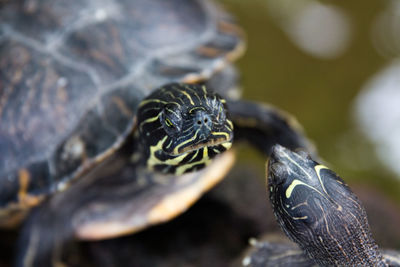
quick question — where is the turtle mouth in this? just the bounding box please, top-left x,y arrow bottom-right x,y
169,136 -> 232,156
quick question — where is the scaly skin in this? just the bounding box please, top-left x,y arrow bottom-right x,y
267,145 -> 387,266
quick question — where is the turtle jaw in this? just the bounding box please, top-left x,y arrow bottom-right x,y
169,132 -> 233,156
156,123 -> 233,175
148,133 -> 233,175
142,117 -> 234,175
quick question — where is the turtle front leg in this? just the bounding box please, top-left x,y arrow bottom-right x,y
226,100 -> 315,156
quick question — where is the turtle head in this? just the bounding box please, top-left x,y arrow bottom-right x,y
137,83 -> 233,175
267,145 -> 339,239
267,145 -> 383,266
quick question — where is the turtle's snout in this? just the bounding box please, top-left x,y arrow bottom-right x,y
194,110 -> 212,139
268,145 -> 291,185
268,161 -> 288,186
270,144 -> 286,160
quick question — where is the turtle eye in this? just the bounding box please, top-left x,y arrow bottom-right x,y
217,102 -> 227,123
165,118 -> 174,128
160,105 -> 182,135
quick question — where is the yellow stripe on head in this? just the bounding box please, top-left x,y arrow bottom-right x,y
181,90 -> 195,106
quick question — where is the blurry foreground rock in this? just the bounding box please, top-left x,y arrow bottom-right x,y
2,164 -> 400,266
62,165 -> 276,267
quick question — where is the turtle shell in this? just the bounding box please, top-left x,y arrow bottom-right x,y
0,0 -> 244,223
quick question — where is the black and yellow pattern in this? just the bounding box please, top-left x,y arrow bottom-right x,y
267,145 -> 387,266
137,83 -> 233,175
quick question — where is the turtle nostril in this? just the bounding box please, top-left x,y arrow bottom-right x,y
194,111 -> 212,128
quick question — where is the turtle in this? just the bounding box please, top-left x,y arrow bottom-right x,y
0,0 -> 313,266
241,144 -> 400,266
